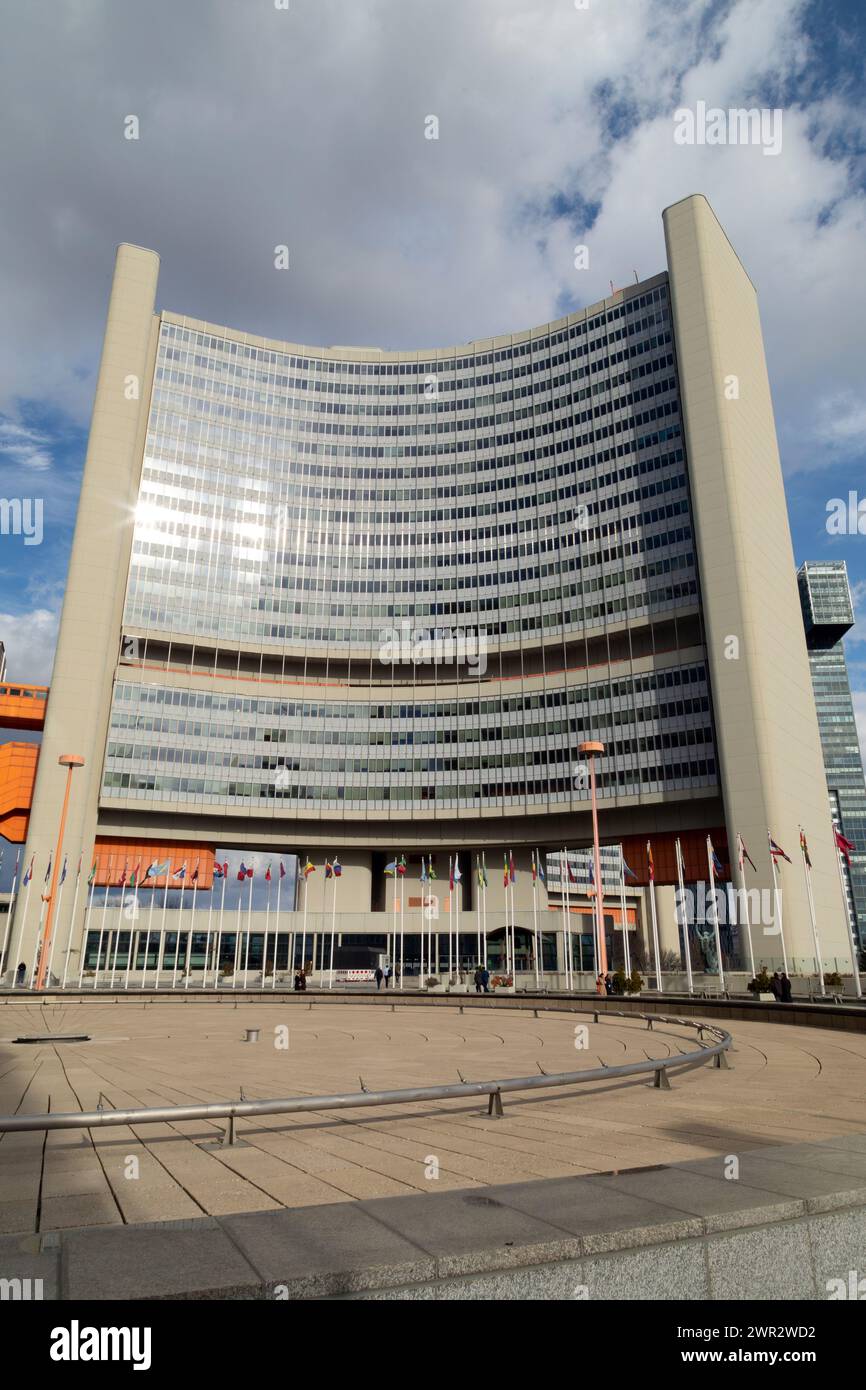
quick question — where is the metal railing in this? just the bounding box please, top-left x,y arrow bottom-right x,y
0,1009 -> 731,1143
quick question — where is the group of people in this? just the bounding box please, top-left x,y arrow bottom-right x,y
292,968 -> 307,991
473,966 -> 491,993
595,973 -> 618,996
769,971 -> 793,1002
374,965 -> 395,989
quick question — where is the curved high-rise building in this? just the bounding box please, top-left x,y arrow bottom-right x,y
6,195 -> 853,985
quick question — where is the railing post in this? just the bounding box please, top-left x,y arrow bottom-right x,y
653,1066 -> 671,1090
487,1088 -> 504,1117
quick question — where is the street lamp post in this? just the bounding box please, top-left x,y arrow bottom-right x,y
579,741 -> 608,978
35,755 -> 84,991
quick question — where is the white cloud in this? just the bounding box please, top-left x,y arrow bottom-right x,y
0,418 -> 53,471
0,607 -> 59,684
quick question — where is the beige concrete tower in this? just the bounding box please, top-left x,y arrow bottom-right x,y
10,245 -> 160,974
663,194 -> 848,967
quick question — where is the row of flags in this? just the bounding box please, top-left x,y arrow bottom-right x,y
13,829 -> 860,898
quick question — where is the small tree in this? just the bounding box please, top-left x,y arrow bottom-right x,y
747,966 -> 773,995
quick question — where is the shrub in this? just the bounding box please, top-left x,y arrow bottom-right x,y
747,967 -> 774,995
624,969 -> 644,995
824,971 -> 843,988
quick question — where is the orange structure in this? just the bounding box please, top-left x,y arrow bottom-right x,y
0,742 -> 39,842
0,684 -> 48,731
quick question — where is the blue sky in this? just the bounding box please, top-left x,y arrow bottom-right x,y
1,0 -> 865,754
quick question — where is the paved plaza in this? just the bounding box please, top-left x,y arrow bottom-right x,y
1,999 -> 865,1237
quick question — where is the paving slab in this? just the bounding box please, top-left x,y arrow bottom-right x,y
61,1219 -> 263,1300
582,1167 -> 806,1232
222,1202 -> 436,1297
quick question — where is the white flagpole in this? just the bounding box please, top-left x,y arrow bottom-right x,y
93,858 -> 113,990
109,866 -> 128,988
232,887 -> 242,989
263,871 -> 271,986
768,832 -> 790,975
706,837 -> 726,993
619,848 -> 632,980
647,842 -> 663,993
532,858 -> 539,987
214,868 -> 227,989
30,898 -> 48,988
79,869 -> 97,989
834,839 -> 863,999
172,871 -> 185,989
736,837 -> 756,982
448,855 -> 453,979
140,869 -> 155,990
563,848 -> 573,990
300,867 -> 309,982
452,856 -> 457,986
800,832 -> 824,996
328,866 -> 337,989
243,869 -> 253,988
46,864 -> 68,987
475,857 -> 481,973
156,865 -> 170,990
1,853 -> 20,980
675,838 -> 692,995
203,868 -> 215,990
420,858 -> 426,985
399,863 -> 405,989
273,868 -> 282,990
481,855 -> 488,974
124,872 -> 140,991
14,863 -> 36,985
184,870 -> 197,989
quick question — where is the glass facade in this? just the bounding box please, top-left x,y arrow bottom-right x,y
798,562 -> 866,949
100,278 -> 719,821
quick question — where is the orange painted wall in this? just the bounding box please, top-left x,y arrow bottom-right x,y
91,839 -> 215,889
0,684 -> 48,731
0,741 -> 39,842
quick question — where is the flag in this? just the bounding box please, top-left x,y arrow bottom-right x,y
213,861 -> 227,879
531,852 -> 537,884
279,862 -> 286,879
173,864 -> 187,880
191,863 -> 199,884
428,859 -> 437,881
621,854 -> 637,879
59,857 -> 68,886
45,856 -> 52,884
87,862 -> 96,886
476,855 -> 487,889
145,859 -> 169,881
450,856 -> 461,890
587,861 -> 596,897
128,863 -> 140,889
768,834 -> 791,865
333,858 -> 342,877
118,862 -> 127,887
799,829 -> 811,870
397,854 -> 407,876
23,855 -> 34,886
647,841 -> 655,881
737,834 -> 757,874
265,863 -> 272,882
237,863 -> 247,881
302,858 -> 315,879
707,837 -> 725,879
835,828 -> 856,866
503,853 -> 509,888
384,859 -> 397,877
509,850 -> 516,884
420,856 -> 428,883
566,856 -> 578,885
325,860 -> 333,879
537,853 -> 545,885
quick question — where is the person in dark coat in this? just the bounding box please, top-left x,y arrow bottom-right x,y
474,967 -> 483,994
780,972 -> 792,1002
770,972 -> 781,999
15,962 -> 26,987
375,966 -> 384,990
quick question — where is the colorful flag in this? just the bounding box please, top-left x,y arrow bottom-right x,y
279,862 -> 286,879
190,863 -> 199,884
118,862 -> 127,887
477,855 -> 487,889
421,856 -> 428,884
587,861 -> 596,897
768,834 -> 791,865
450,856 -> 461,890
128,863 -> 139,889
302,858 -> 315,879
647,841 -> 655,881
799,829 -> 812,870
45,856 -> 52,884
325,860 -> 333,879
59,857 -> 68,886
265,863 -> 272,882
173,864 -> 187,880
332,858 -> 342,877
397,854 -> 407,876
531,852 -> 537,884
835,828 -> 855,866
213,861 -> 227,879
737,834 -> 757,874
536,853 -> 546,885
509,850 -> 516,884
566,856 -> 578,885
23,856 -> 34,886
503,853 -> 509,888
428,859 -> 437,881
145,859 -> 169,881
87,862 -> 96,886
621,854 -> 637,879
708,837 -> 725,879
237,863 -> 247,881
384,859 -> 397,877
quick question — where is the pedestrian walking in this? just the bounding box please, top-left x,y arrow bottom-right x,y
375,966 -> 384,990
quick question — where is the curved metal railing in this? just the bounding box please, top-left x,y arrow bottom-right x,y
0,1009 -> 731,1141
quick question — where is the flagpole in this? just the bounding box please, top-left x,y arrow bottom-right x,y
185,870 -> 197,989
451,856 -> 457,987
156,865 -> 170,990
532,858 -> 539,988
273,867 -> 282,991
706,837 -> 727,993
243,868 -> 253,989
834,838 -> 863,999
263,870 -> 271,987
46,864 -> 68,986
650,839 -> 664,995
420,858 -> 426,985
0,853 -> 20,980
768,831 -> 790,975
300,866 -> 309,983
109,866 -> 128,989
799,830 -> 824,996
172,871 -> 184,989
30,900 -> 48,989
563,848 -> 572,990
675,838 -> 692,996
328,866 -> 337,990
124,872 -> 139,991
214,868 -> 227,989
448,855 -> 453,979
736,836 -> 756,983
619,848 -> 632,981
140,869 -> 155,991
536,848 -> 544,980
80,869 -> 97,989
93,857 -> 113,991
399,862 -> 405,989
203,869 -> 215,990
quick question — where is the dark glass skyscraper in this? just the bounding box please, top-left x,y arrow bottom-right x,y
798,561 -> 866,951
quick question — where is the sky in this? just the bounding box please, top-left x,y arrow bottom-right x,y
0,0 -> 865,757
